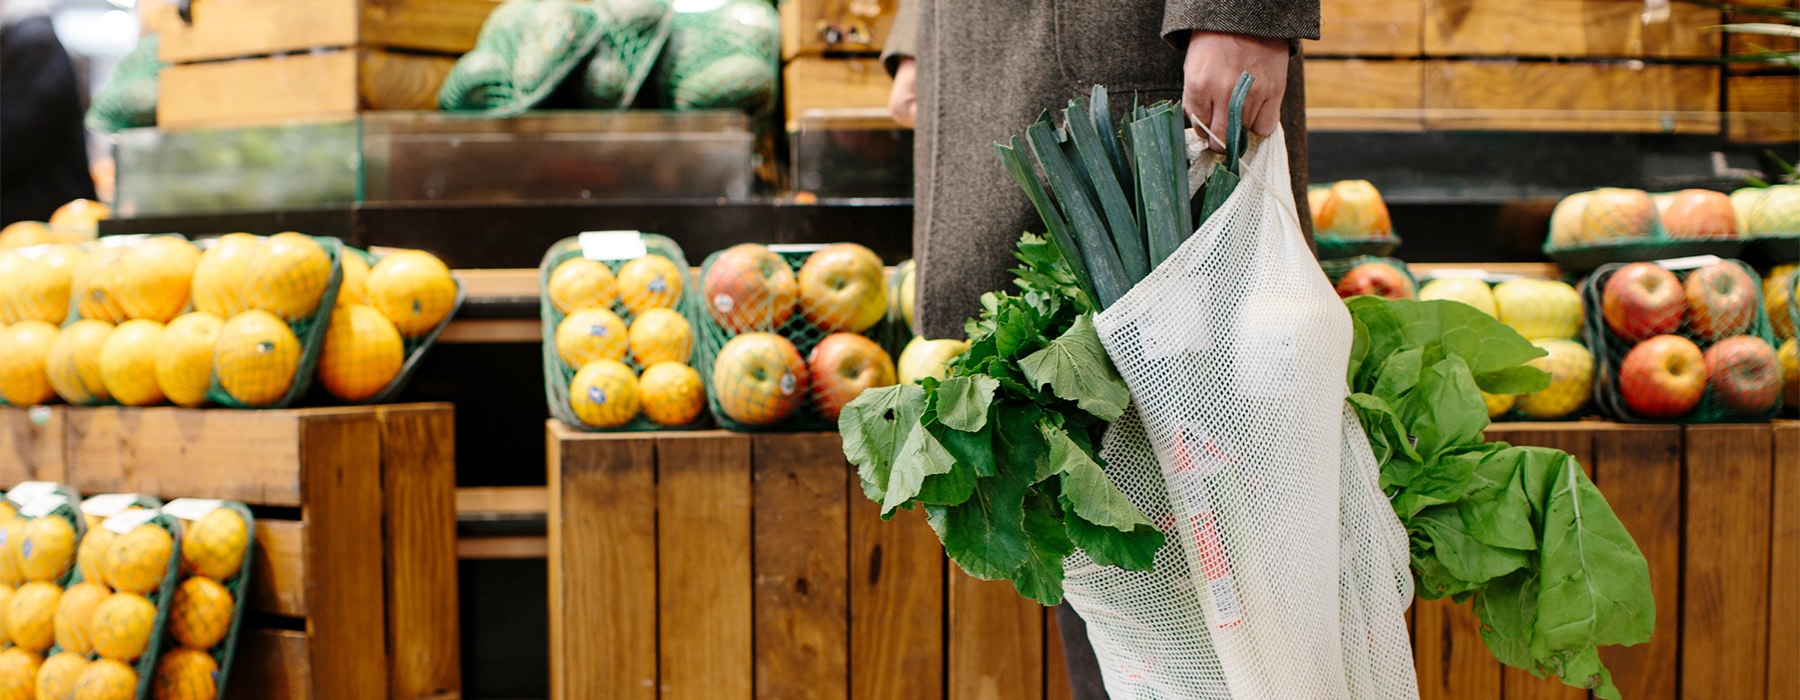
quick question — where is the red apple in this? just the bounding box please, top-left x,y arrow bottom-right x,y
1335,263 -> 1415,300
1603,263 -> 1685,343
807,333 -> 896,420
1703,335 -> 1781,415
1660,189 -> 1737,239
1684,262 -> 1756,342
798,244 -> 889,333
1619,335 -> 1707,419
1313,180 -> 1393,239
702,244 -> 798,333
712,332 -> 809,426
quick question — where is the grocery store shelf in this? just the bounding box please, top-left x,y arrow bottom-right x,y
456,487 -> 549,560
457,486 -> 548,521
457,535 -> 548,560
441,319 -> 540,345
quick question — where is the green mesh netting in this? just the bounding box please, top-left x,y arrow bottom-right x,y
86,34 -> 163,133
155,500 -> 254,700
577,0 -> 675,108
439,0 -> 606,116
649,0 -> 780,114
540,234 -> 709,431
1546,237 -> 1747,275
1583,259 -> 1785,423
1314,236 -> 1401,261
338,247 -> 467,405
204,236 -> 344,409
59,508 -> 184,700
1319,255 -> 1419,299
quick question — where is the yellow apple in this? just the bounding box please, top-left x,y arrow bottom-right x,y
1419,277 -> 1498,317
898,337 -> 969,384
1494,279 -> 1583,341
798,244 -> 888,333
1515,339 -> 1594,420
1483,391 -> 1516,420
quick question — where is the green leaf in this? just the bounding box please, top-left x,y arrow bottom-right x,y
926,473 -> 1030,581
936,376 -> 1000,432
1347,392 -> 1421,466
839,384 -> 928,503
1414,505 -> 1530,585
1046,426 -> 1155,532
883,424 -> 959,513
1012,491 -> 1077,604
1019,314 -> 1131,421
1560,646 -> 1621,700
1065,508 -> 1165,571
1474,570 -> 1541,670
1475,365 -> 1552,396
1398,356 -> 1489,460
1392,446 -> 1487,518
993,404 -> 1052,484
1348,315 -> 1371,386
1535,455 -> 1655,651
1457,446 -> 1539,551
1372,347 -> 1424,403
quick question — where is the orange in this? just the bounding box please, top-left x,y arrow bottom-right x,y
555,308 -> 629,367
154,312 -> 224,408
114,237 -> 200,322
638,362 -> 706,427
317,304 -> 404,402
569,360 -> 640,428
365,250 -> 457,336
47,200 -> 109,237
101,525 -> 172,595
5,582 -> 60,652
0,321 -> 61,406
70,658 -> 134,700
36,651 -> 87,700
53,583 -> 109,657
98,319 -> 166,407
89,593 -> 154,661
0,520 -> 24,586
70,247 -> 127,324
0,221 -> 51,249
17,517 -> 76,583
0,584 -> 11,645
616,255 -> 683,314
627,308 -> 693,366
548,258 -> 619,314
244,232 -> 332,321
189,233 -> 261,317
337,250 -> 371,306
214,310 -> 300,407
150,649 -> 217,700
46,320 -> 114,404
75,527 -> 112,588
0,248 -> 74,325
180,508 -> 248,581
169,576 -> 233,650
0,647 -> 41,700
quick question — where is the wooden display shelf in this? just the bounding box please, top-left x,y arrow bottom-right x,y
783,57 -> 897,132
159,49 -> 455,130
0,404 -> 460,700
1312,0 -> 1719,59
152,0 -> 498,62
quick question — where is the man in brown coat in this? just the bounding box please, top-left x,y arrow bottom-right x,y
883,1 -> 1319,695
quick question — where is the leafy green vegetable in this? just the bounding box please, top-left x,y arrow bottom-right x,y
1019,315 -> 1132,422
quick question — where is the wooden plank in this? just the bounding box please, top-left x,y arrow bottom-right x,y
1305,59 -> 1426,131
1726,0 -> 1799,61
751,433 -> 849,700
849,479 -> 944,700
1314,0 -> 1423,56
456,534 -> 549,559
1045,607 -> 1073,700
1410,262 -> 1562,280
1413,598 -> 1502,700
1728,75 -> 1800,144
376,405 -> 461,700
949,571 -> 1043,700
1423,61 -> 1722,134
159,50 -> 453,130
453,268 -> 541,302
1683,425 -> 1772,700
783,58 -> 896,131
62,407 -> 306,506
156,0 -> 360,63
0,406 -> 63,484
227,628 -> 313,700
1767,422 -> 1799,700
1592,425 -> 1681,700
361,0 -> 500,54
439,319 -> 542,345
658,433 -> 754,700
298,412 -> 389,700
779,0 -> 899,59
1423,0 -> 1719,58
358,50 -> 458,111
456,485 -> 548,520
248,518 -> 308,618
547,424 -> 657,700
1495,427 -> 1592,700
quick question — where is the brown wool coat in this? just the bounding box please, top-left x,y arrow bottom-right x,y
885,0 -> 1320,340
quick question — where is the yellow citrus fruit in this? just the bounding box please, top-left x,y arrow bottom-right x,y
548,258 -> 619,314
180,509 -> 247,581
1515,339 -> 1595,421
70,658 -> 134,700
0,321 -> 61,406
151,648 -> 216,700
48,200 -> 109,236
89,593 -> 154,662
1766,264 -> 1796,342
5,582 -> 60,652
37,651 -> 87,700
318,304 -> 404,402
365,250 -> 457,337
0,221 -> 51,248
154,312 -> 223,408
0,504 -> 12,521
0,521 -> 24,586
53,583 -> 109,657
617,255 -> 683,314
18,517 -> 75,583
70,247 -> 127,325
115,237 -> 201,323
0,584 -> 12,645
0,647 -> 41,700
190,233 -> 261,317
169,576 -> 232,650
245,232 -> 332,321
102,524 -> 172,596
337,250 -> 371,307
46,320 -> 114,404
639,362 -> 706,427
555,308 -> 629,367
570,360 -> 640,428
0,248 -> 75,325
627,308 -> 693,366
75,527 -> 112,589
1780,338 -> 1798,408
98,319 -> 166,407
214,310 -> 300,407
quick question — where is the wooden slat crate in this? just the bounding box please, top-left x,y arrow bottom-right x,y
0,405 -> 460,700
782,57 -> 896,131
1306,59 -> 1426,130
1314,0 -> 1424,56
153,0 -> 498,62
158,49 -> 456,130
1728,75 -> 1800,143
1422,0 -> 1718,59
780,0 -> 899,60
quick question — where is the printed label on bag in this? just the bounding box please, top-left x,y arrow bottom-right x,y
161,498 -> 226,521
579,231 -> 648,261
5,481 -> 58,506
19,494 -> 68,518
105,508 -> 161,534
81,494 -> 144,517
1655,254 -> 1723,271
767,243 -> 829,254
1187,510 -> 1243,629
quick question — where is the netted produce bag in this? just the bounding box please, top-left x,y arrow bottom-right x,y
86,34 -> 164,133
541,232 -> 710,431
1309,180 -> 1401,259
1583,257 -> 1785,423
439,0 -> 606,115
1736,184 -> 1800,264
1320,255 -> 1417,301
185,233 -> 345,409
1543,187 -> 1747,273
152,498 -> 256,700
317,247 -> 464,404
1415,273 -> 1596,422
577,0 -> 676,108
695,242 -> 899,432
648,0 -> 779,114
59,506 -> 186,700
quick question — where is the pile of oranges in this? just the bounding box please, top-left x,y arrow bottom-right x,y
548,253 -> 707,429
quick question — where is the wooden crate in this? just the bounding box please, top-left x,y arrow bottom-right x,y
782,57 -> 896,131
158,49 -> 455,130
780,0 -> 899,60
1314,0 -> 1424,57
1,405 -> 460,700
1306,59 -> 1426,131
152,0 -> 498,61
1422,0 -> 1718,58
1728,75 -> 1800,143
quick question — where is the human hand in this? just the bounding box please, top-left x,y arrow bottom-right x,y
889,57 -> 918,127
1182,31 -> 1289,145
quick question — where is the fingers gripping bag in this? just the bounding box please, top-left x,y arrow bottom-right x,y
1070,126 -> 1418,698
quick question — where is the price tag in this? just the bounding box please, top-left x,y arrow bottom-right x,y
97,233 -> 159,248
19,494 -> 68,518
82,494 -> 144,517
1655,255 -> 1723,271
161,498 -> 227,521
579,231 -> 648,261
27,406 -> 51,427
767,243 -> 828,254
6,481 -> 58,506
105,508 -> 161,534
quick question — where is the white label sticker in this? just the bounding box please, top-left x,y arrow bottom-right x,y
104,508 -> 160,534
779,373 -> 797,396
161,498 -> 226,521
98,233 -> 158,248
767,243 -> 828,254
19,494 -> 68,518
1655,254 -> 1723,271
6,481 -> 58,506
712,293 -> 736,314
579,231 -> 648,261
82,494 -> 144,517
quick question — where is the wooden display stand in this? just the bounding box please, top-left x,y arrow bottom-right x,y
0,404 -> 461,700
549,420 -> 1798,699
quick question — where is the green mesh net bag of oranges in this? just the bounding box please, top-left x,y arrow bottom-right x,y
150,498 -> 256,700
541,232 -> 710,431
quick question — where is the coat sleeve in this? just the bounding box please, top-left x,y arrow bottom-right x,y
1162,0 -> 1320,44
881,0 -> 918,75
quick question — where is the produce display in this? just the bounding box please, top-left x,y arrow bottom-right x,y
1325,256 -> 1417,300
1419,274 -> 1593,420
1544,187 -> 1747,271
1309,179 -> 1400,258
577,0 -> 675,108
155,499 -> 254,700
0,199 -> 109,249
1735,183 -> 1800,264
439,0 -> 606,116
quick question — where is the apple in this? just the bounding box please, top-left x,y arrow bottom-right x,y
1580,188 -> 1657,241
1660,189 -> 1737,239
808,333 -> 896,420
1494,278 -> 1584,341
798,244 -> 888,333
1514,339 -> 1595,420
1419,277 -> 1498,317
712,332 -> 809,426
1745,184 -> 1800,236
898,337 -> 970,384
1730,187 -> 1765,232
1684,262 -> 1756,342
1704,335 -> 1782,415
703,244 -> 798,333
899,264 -> 917,332
1335,263 -> 1414,300
1548,192 -> 1592,246
1483,391 -> 1517,420
1619,335 -> 1707,419
1779,338 -> 1797,408
1602,263 -> 1685,344
1763,264 -> 1796,342
1313,180 -> 1393,240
